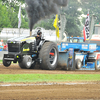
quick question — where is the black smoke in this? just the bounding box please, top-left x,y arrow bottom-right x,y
25,0 -> 68,31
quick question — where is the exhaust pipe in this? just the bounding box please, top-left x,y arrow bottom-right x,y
30,31 -> 32,36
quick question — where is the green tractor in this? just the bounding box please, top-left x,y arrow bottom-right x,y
3,28 -> 59,70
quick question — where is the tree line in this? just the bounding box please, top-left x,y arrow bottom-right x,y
0,0 -> 100,36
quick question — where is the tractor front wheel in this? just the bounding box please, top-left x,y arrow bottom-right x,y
3,58 -> 11,67
19,55 -> 34,69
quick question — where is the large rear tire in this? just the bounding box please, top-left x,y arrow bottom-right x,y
19,55 -> 35,69
95,59 -> 100,70
39,42 -> 59,70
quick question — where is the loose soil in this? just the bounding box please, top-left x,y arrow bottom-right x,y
0,64 -> 100,100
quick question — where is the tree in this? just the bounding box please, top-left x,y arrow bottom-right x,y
0,3 -> 12,28
1,0 -> 29,28
64,0 -> 82,36
80,0 -> 100,24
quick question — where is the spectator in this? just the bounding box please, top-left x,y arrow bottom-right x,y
0,39 -> 4,46
0,44 -> 3,51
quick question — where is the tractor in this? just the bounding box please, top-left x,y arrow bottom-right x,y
3,28 -> 59,70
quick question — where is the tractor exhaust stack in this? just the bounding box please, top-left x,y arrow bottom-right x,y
30,31 -> 32,36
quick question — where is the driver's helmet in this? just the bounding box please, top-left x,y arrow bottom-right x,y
37,30 -> 42,35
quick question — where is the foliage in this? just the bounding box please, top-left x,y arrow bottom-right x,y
64,0 -> 82,36
80,0 -> 100,24
0,3 -> 12,28
0,0 -> 28,28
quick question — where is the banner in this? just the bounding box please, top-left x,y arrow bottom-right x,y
18,5 -> 21,28
83,26 -> 86,41
83,11 -> 90,41
53,15 -> 60,38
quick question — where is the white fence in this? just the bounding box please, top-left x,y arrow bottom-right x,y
0,28 -> 56,40
0,51 -> 8,60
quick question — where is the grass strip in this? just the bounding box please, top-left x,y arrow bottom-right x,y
0,74 -> 100,83
0,60 -> 2,63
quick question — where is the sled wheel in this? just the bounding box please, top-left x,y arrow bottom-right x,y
75,59 -> 82,69
39,42 -> 58,70
3,58 -> 11,67
95,59 -> 100,70
19,55 -> 33,69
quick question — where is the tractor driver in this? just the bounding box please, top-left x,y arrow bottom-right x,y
36,30 -> 42,45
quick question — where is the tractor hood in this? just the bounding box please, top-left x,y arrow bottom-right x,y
7,36 -> 36,43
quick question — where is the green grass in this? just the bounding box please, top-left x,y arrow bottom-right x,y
0,60 -> 2,63
0,74 -> 100,83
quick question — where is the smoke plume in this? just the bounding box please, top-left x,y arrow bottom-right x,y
25,0 -> 68,31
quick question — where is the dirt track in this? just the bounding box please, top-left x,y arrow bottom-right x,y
0,64 -> 100,100
0,64 -> 100,74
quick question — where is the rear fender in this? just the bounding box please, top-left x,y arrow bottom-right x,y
39,40 -> 49,47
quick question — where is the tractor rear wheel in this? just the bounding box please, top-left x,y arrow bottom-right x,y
39,42 -> 58,70
19,55 -> 35,69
